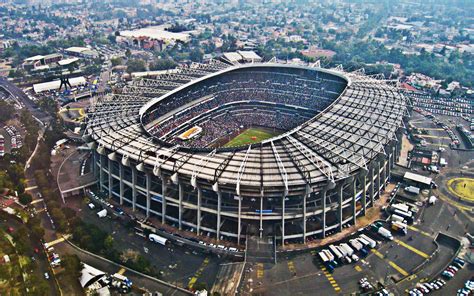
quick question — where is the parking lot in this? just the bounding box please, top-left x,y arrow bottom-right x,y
80,194 -> 229,290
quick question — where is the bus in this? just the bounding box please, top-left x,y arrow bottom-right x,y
149,233 -> 168,246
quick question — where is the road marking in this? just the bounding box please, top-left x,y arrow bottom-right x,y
371,249 -> 384,259
319,264 -> 341,293
117,267 -> 126,275
30,198 -> 43,205
256,263 -> 264,279
25,186 -> 38,191
436,191 -> 474,213
354,265 -> 362,272
188,257 -> 210,289
44,235 -> 71,248
388,261 -> 409,276
418,128 -> 445,131
371,249 -> 409,276
287,261 -> 296,275
394,239 -> 430,259
407,225 -> 431,237
417,134 -> 451,140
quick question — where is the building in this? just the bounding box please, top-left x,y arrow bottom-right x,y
85,62 -> 406,246
64,47 -> 99,59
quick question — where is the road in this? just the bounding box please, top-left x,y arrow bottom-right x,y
0,77 -> 51,125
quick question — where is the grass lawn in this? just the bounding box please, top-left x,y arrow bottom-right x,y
223,127 -> 279,148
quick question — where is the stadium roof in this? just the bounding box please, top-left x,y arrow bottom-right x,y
222,52 -> 243,63
237,50 -> 262,62
58,57 -> 79,66
33,76 -> 86,93
80,263 -> 106,288
120,26 -> 190,42
86,62 -> 406,195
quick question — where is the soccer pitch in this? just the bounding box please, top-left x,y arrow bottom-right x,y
223,128 -> 279,147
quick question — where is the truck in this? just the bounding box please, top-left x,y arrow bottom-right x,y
391,203 -> 410,213
329,244 -> 344,263
335,245 -> 352,263
391,221 -> 408,235
350,239 -> 368,257
393,209 -> 413,221
340,243 -> 359,262
149,233 -> 168,246
390,214 -> 407,224
97,209 -> 107,218
377,227 -> 394,240
405,186 -> 420,195
318,251 -> 336,272
359,234 -> 377,248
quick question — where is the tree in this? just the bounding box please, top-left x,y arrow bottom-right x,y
126,59 -> 146,74
190,49 -> 204,62
149,58 -> 176,71
0,101 -> 15,122
111,57 -> 123,67
62,254 -> 82,278
18,192 -> 32,205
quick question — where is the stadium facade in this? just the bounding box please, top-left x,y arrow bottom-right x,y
85,62 -> 407,245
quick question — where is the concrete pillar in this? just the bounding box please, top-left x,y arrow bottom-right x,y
237,196 -> 242,245
108,158 -> 113,199
146,173 -> 151,218
376,162 -> 381,200
217,191 -> 222,240
370,165 -> 375,206
362,175 -> 367,215
337,185 -> 343,232
178,182 -> 183,230
99,154 -> 104,190
303,188 -> 308,242
352,178 -> 357,225
281,195 -> 286,245
322,190 -> 327,238
161,176 -> 167,224
197,187 -> 202,235
92,152 -> 97,177
119,163 -> 124,205
131,167 -> 137,212
259,195 -> 263,239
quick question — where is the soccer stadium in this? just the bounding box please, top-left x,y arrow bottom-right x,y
84,61 -> 407,246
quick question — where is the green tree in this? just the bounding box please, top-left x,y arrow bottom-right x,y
18,192 -> 32,205
126,59 -> 146,73
62,254 -> 82,278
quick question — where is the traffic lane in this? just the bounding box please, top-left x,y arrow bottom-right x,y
52,241 -> 189,296
80,204 -> 222,288
252,263 -> 337,296
396,242 -> 456,293
422,198 -> 470,238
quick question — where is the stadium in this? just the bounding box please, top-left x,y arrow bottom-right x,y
84,61 -> 407,246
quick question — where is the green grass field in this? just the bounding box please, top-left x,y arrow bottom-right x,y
223,128 -> 279,147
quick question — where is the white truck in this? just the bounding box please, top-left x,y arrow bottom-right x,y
149,234 -> 168,246
349,239 -> 363,251
340,243 -> 359,262
391,203 -> 410,213
390,214 -> 407,224
377,227 -> 394,241
335,245 -> 351,263
359,234 -> 377,248
97,209 -> 107,218
329,244 -> 344,262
